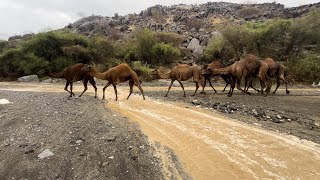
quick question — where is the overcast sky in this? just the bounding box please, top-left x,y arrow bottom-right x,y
0,0 -> 319,40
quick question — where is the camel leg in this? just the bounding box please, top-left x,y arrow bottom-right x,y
228,77 -> 236,97
89,77 -> 97,98
249,78 -> 261,94
236,77 -> 247,94
64,81 -> 71,97
208,77 -> 217,93
165,80 -> 174,97
102,82 -> 111,100
79,79 -> 88,97
177,80 -> 186,97
127,80 -> 134,100
192,82 -> 199,96
136,82 -> 145,100
68,82 -> 75,99
112,83 -> 118,101
200,77 -> 207,94
272,77 -> 281,94
221,75 -> 229,92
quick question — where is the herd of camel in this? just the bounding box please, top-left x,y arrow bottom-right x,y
47,54 -> 290,100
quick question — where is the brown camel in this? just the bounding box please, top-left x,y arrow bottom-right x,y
202,60 -> 232,93
82,63 -> 145,101
247,58 -> 290,95
263,58 -> 290,94
152,64 -> 204,97
47,63 -> 97,98
202,54 -> 267,97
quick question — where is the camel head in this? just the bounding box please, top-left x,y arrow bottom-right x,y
151,69 -> 160,79
202,67 -> 213,76
81,65 -> 94,72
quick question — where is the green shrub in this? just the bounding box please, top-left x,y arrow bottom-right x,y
151,42 -> 180,65
238,7 -> 261,18
49,57 -> 74,72
88,36 -> 114,63
130,61 -> 153,81
134,28 -> 157,64
14,53 -> 49,75
154,32 -> 183,46
289,55 -> 320,82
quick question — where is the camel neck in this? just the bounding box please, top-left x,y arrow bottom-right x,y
90,68 -> 109,80
213,67 -> 229,75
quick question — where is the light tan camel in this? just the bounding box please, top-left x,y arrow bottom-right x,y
152,64 -> 204,97
82,63 -> 145,101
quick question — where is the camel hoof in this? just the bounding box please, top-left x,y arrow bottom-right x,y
199,91 -> 206,94
164,95 -> 168,97
247,92 -> 252,95
94,96 -> 97,99
214,91 -> 217,93
227,94 -> 232,97
286,91 -> 290,94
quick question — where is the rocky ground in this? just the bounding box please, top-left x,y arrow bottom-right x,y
144,81 -> 320,144
0,90 -> 180,180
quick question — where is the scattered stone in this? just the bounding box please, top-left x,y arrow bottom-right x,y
38,149 -> 54,159
102,161 -> 109,166
0,99 -> 12,105
76,140 -> 83,144
108,156 -> 114,160
276,115 -> 282,119
314,123 -> 320,127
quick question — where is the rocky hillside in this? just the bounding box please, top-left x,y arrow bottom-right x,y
64,2 -> 319,46
7,2 -> 320,59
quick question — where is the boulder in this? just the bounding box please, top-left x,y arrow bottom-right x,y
18,75 -> 39,82
187,38 -> 203,58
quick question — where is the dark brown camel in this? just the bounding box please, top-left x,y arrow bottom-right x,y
82,63 -> 145,101
202,60 -> 232,93
152,64 -> 204,97
47,63 -> 97,98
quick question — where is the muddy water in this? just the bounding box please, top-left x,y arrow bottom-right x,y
107,90 -> 320,179
2,82 -> 320,179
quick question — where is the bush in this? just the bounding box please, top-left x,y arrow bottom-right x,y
14,53 -> 49,75
134,28 -> 157,64
151,43 -> 180,65
130,61 -> 153,81
154,32 -> 183,46
203,36 -> 235,63
88,36 -> 114,63
289,55 -> 320,82
238,7 -> 261,18
49,57 -> 74,72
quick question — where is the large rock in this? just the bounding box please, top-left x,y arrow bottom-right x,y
187,38 -> 203,58
18,75 -> 39,82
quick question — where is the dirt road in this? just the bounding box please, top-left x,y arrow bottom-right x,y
1,82 -> 320,179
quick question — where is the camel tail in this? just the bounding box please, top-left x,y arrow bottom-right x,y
48,71 -> 65,78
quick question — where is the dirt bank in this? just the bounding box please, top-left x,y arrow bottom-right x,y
0,89 -> 186,180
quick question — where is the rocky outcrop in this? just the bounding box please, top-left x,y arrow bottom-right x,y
18,75 -> 39,82
187,38 -> 203,58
